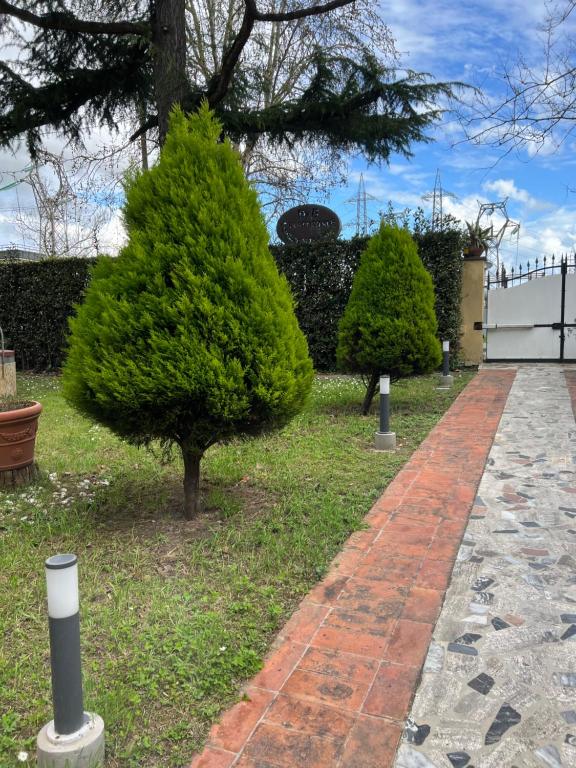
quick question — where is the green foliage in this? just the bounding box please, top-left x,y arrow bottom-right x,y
414,227 -> 463,363
2,371 -> 472,766
0,1 -> 461,162
0,223 -> 461,376
271,238 -> 367,371
374,205 -> 464,364
0,257 -> 94,370
337,224 -> 442,378
62,106 -> 313,462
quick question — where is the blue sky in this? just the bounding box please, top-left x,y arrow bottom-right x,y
326,0 -> 576,270
0,0 -> 575,269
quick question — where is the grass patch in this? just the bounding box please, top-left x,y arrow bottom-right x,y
0,371 -> 473,767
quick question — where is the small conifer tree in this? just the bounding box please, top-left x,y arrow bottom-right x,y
337,224 -> 441,414
63,105 -> 313,518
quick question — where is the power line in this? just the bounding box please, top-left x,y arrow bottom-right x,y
421,169 -> 457,230
345,173 -> 380,236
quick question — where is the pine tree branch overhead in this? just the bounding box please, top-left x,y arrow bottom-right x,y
0,0 -> 149,35
0,0 -> 460,161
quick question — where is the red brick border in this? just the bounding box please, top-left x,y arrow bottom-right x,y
189,370 -> 515,768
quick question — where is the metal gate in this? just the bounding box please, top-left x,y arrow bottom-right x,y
485,254 -> 576,362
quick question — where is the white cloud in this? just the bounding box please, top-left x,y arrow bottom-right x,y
482,178 -> 551,211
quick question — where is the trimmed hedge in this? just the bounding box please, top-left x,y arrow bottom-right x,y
273,230 -> 462,369
0,257 -> 94,370
0,229 -> 463,372
413,229 -> 463,364
271,238 -> 367,370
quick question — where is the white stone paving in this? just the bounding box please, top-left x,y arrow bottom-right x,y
394,366 -> 576,768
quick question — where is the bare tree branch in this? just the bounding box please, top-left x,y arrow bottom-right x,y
129,115 -> 159,142
247,0 -> 355,23
206,0 -> 356,107
0,0 -> 149,36
458,0 -> 576,154
206,3 -> 254,105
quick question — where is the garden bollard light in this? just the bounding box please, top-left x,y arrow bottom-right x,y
37,554 -> 105,768
437,340 -> 454,389
374,375 -> 396,451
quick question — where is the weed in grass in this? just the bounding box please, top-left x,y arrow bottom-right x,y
1,371 -> 473,766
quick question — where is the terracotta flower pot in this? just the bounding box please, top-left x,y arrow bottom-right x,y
463,245 -> 485,259
0,401 -> 42,471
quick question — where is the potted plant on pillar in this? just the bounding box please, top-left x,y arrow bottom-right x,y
463,220 -> 493,258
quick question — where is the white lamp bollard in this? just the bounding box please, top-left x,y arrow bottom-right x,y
437,340 -> 454,389
374,375 -> 396,451
37,554 -> 105,768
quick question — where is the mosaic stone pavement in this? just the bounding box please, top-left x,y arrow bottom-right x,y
394,366 -> 576,768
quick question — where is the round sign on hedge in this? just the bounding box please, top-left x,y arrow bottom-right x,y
276,204 -> 341,244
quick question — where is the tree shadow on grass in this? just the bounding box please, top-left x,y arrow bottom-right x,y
69,467 -> 277,545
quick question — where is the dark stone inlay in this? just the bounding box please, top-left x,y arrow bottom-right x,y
528,562 -> 549,570
470,515 -> 485,520
520,521 -> 541,527
561,614 -> 576,624
448,643 -> 478,656
471,577 -> 494,592
562,710 -> 576,724
404,717 -> 431,746
454,633 -> 482,645
472,592 -> 494,605
467,673 -> 494,695
492,617 -> 511,631
565,734 -> 576,746
492,529 -> 519,534
559,506 -> 576,513
517,492 -> 534,499
447,752 -> 471,767
484,703 -> 521,745
470,556 -> 484,563
561,625 -> 576,641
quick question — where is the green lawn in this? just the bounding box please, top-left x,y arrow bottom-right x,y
0,371 -> 473,767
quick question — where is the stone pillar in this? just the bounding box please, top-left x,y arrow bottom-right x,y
460,256 -> 486,366
0,350 -> 16,398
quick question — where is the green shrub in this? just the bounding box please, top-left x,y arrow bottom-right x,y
63,105 -> 313,517
413,223 -> 463,366
271,238 -> 367,370
0,257 -> 94,370
337,224 -> 441,412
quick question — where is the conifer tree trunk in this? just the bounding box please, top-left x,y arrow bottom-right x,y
152,0 -> 189,144
180,443 -> 203,519
362,372 -> 379,416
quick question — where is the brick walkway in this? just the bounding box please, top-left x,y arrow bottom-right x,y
189,370 -> 515,768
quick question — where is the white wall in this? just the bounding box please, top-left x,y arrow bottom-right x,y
486,273 -> 576,360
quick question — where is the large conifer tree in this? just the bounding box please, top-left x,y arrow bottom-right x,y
0,0 -> 458,155
62,105 -> 313,517
337,224 -> 441,414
